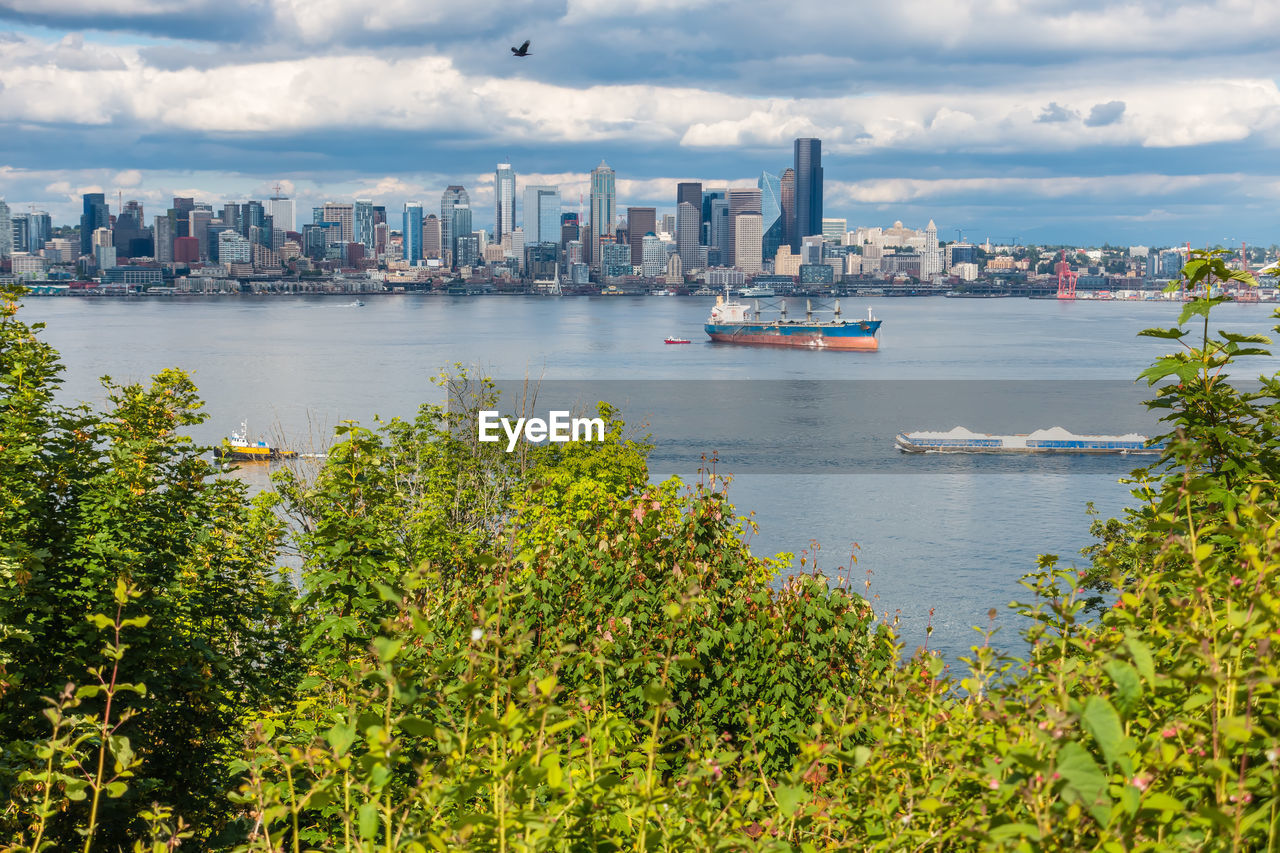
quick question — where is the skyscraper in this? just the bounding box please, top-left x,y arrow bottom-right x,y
676,201 -> 700,272
780,167 -> 795,252
732,212 -> 763,274
725,189 -> 761,269
154,214 -> 174,263
494,163 -> 516,242
322,203 -> 355,243
266,194 -> 294,233
80,193 -> 108,256
423,214 -> 442,259
677,182 -> 702,211
793,139 -> 822,251
403,202 -> 424,264
451,205 -> 473,266
0,200 -> 11,258
626,206 -> 656,267
701,188 -> 725,248
355,199 -> 376,251
440,186 -> 469,264
523,185 -> 561,245
758,172 -> 783,262
589,160 -> 616,271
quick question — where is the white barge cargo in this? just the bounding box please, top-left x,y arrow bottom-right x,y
895,426 -> 1160,454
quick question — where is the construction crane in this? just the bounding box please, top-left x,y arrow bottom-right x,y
1237,241 -> 1259,302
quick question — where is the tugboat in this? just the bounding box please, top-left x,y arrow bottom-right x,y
214,422 -> 298,461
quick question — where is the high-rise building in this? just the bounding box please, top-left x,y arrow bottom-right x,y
154,214 -> 174,263
322,203 -> 354,243
676,182 -> 702,211
708,196 -> 729,265
701,188 -> 725,247
626,207 -> 656,267
589,160 -> 616,271
266,194 -> 293,233
732,212 -> 763,273
440,186 -> 470,264
92,226 -> 115,270
10,213 -> 28,258
113,200 -> 150,259
422,214 -> 442,259
218,230 -> 252,264
451,206 -> 473,266
641,233 -> 665,277
922,219 -> 942,278
793,139 -> 822,251
822,218 -> 847,244
523,186 -> 561,245
403,202 -> 424,264
726,189 -> 761,269
660,213 -> 675,236
780,168 -> 795,252
80,193 -> 109,256
0,200 -> 11,258
560,212 -> 579,250
676,201 -> 700,272
758,172 -> 783,262
355,199 -> 376,251
189,209 -> 213,261
494,164 -> 516,242
23,211 -> 52,254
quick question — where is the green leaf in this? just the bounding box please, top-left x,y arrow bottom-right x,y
1124,634 -> 1155,684
1055,742 -> 1110,823
358,801 -> 379,840
776,783 -> 805,818
1103,660 -> 1141,713
1081,696 -> 1126,769
542,754 -> 563,789
371,636 -> 402,663
988,823 -> 1042,842
398,716 -> 433,737
327,723 -> 356,756
1137,327 -> 1188,340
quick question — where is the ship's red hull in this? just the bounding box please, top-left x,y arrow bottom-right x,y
706,332 -> 879,351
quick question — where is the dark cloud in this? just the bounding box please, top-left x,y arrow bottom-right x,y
1037,102 -> 1079,123
1084,100 -> 1126,127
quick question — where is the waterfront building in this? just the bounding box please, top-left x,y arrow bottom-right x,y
822,218 -> 847,245
676,201 -> 701,272
799,263 -> 835,284
494,164 -> 516,243
11,253 -> 46,279
440,186 -> 470,263
627,207 -> 656,267
80,193 -> 108,256
322,203 -> 354,243
793,138 -> 822,250
267,194 -> 294,233
456,233 -> 479,268
758,172 -> 783,262
800,235 -> 823,266
732,211 -> 763,274
523,186 -> 561,245
948,242 -> 977,269
642,233 -> 665,277
589,161 -> 616,271
403,202 -> 424,265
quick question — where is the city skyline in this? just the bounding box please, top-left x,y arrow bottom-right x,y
1,2 -> 1280,244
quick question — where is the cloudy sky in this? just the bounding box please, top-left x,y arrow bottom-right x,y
1,0 -> 1278,245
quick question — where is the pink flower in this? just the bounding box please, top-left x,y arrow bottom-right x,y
988,779 -> 999,790
1130,774 -> 1151,792
1231,576 -> 1243,587
1162,728 -> 1177,738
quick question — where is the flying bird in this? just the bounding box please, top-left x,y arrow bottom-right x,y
511,40 -> 531,57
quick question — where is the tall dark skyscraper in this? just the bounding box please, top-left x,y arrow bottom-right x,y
792,139 -> 822,251
626,206 -> 655,266
80,193 -> 108,256
676,182 -> 702,211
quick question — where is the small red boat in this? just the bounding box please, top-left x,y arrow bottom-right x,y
664,336 -> 691,344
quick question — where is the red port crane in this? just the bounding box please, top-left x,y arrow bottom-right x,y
1055,249 -> 1077,299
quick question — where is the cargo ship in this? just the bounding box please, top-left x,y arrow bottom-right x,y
214,422 -> 298,462
895,426 -> 1160,454
705,291 -> 881,350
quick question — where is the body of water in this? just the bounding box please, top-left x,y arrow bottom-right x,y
20,293 -> 1280,658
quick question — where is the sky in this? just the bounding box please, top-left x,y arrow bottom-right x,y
1,0 -> 1278,246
